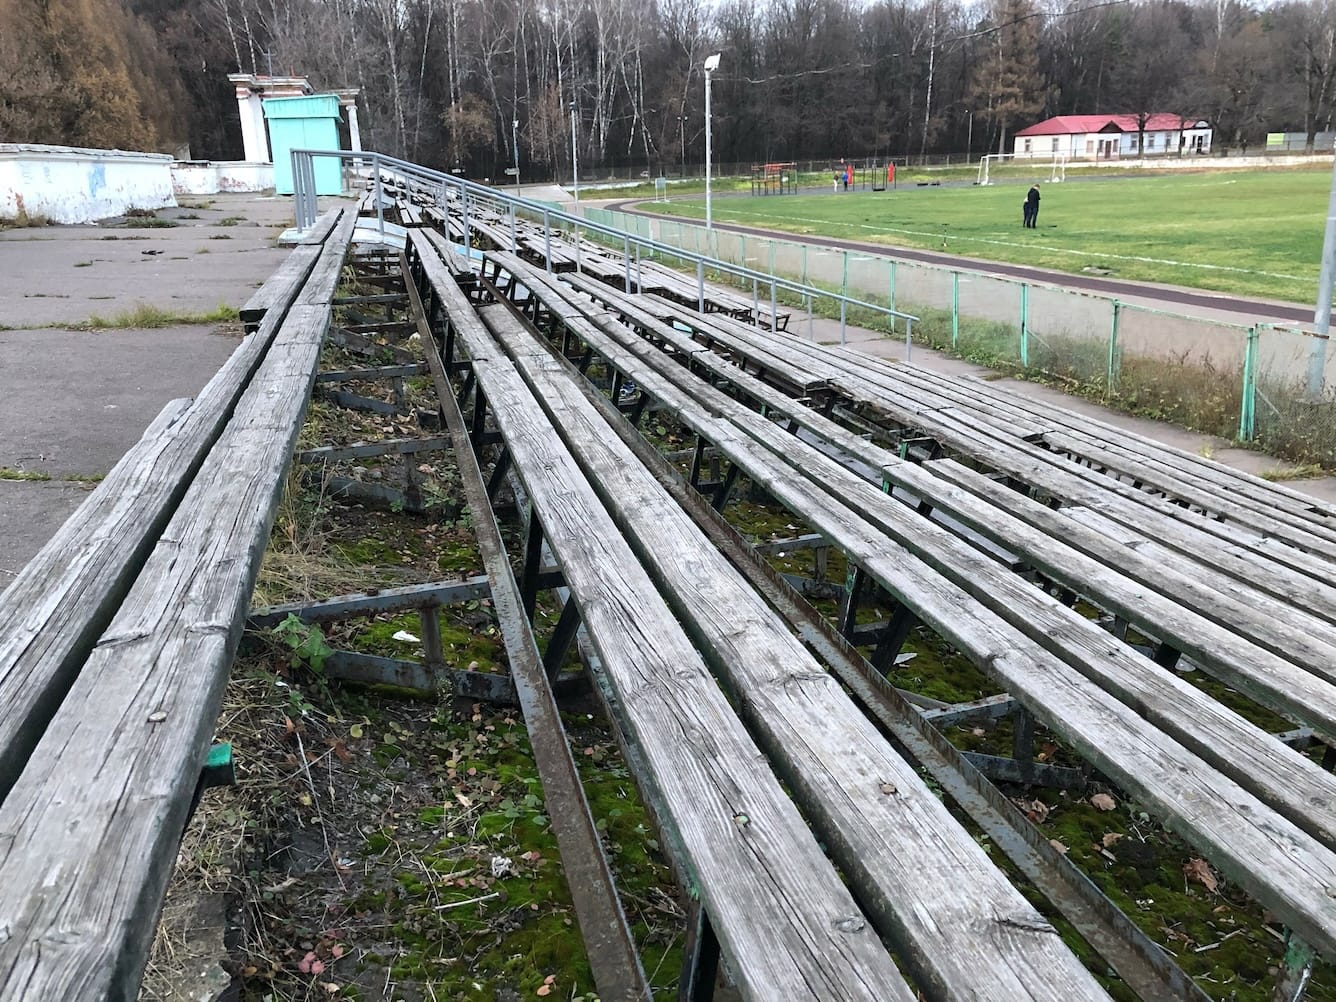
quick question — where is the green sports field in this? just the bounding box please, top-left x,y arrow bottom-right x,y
639,166 -> 1335,305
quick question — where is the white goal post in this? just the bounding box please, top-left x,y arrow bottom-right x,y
977,153 -> 1067,186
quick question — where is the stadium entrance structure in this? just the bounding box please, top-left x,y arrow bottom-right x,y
977,153 -> 1067,186
751,162 -> 798,195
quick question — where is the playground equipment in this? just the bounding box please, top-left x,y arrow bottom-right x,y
829,159 -> 898,192
977,153 -> 1067,186
750,162 -> 798,195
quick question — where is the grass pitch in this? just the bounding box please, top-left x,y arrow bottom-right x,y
639,166 -> 1334,304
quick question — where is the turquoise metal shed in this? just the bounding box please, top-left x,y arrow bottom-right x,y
263,94 -> 343,195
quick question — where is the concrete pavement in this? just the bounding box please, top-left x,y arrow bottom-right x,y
0,193 -> 333,580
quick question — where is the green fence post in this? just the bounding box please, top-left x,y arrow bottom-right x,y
842,249 -> 849,298
1239,324 -> 1259,442
802,244 -> 809,285
889,260 -> 897,314
1107,300 -> 1122,393
951,272 -> 960,350
1020,283 -> 1030,367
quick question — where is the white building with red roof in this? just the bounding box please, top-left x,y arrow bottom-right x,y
1013,114 -> 1212,160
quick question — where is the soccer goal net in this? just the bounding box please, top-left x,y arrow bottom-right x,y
977,153 -> 1067,186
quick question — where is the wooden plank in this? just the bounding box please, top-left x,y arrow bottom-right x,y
919,457 -> 1336,679
1042,428 -> 1336,555
447,338 -> 914,1002
498,267 -> 1336,954
479,317 -> 1110,1000
718,339 -> 1336,597
0,304 -> 332,1002
239,244 -> 321,330
560,273 -> 824,395
898,364 -> 1336,524
418,226 -> 475,277
298,207 -> 343,246
803,347 -> 1336,539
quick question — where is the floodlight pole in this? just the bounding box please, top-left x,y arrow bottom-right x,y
513,118 -> 520,192
704,53 -> 721,231
570,103 -> 579,208
1309,153 -> 1336,398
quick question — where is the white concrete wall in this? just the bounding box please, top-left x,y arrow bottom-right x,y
0,144 -> 176,224
171,161 -> 275,195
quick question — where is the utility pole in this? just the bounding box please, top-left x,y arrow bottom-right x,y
679,115 -> 687,178
1310,153 -> 1336,397
704,53 -> 721,231
570,103 -> 579,208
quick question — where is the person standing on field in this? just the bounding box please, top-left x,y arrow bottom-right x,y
1024,184 -> 1041,228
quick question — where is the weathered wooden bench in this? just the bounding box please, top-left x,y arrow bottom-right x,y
0,210 -> 357,1001
240,207 -> 345,332
603,291 -> 1336,792
409,235 -> 1114,1000
476,248 -> 1336,969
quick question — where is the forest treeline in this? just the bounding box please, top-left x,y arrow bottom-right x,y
1,0 -> 1333,175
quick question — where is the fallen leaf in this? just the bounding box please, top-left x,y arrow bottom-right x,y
544,976 -> 556,985
536,987 -> 551,997
349,723 -> 364,739
1090,793 -> 1117,811
1022,798 -> 1049,823
1101,832 -> 1124,849
1184,858 -> 1219,893
298,952 -> 325,975
1049,838 -> 1069,854
880,782 -> 897,795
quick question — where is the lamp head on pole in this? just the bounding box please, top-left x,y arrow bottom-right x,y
704,52 -> 721,74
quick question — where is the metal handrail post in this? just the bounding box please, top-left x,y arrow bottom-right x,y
951,272 -> 960,350
374,157 -> 385,244
1107,301 -> 1122,392
543,209 -> 553,272
1020,283 -> 1031,367
697,259 -> 705,313
905,317 -> 913,361
1239,325 -> 1259,441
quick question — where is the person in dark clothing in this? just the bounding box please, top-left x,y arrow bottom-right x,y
1024,184 -> 1041,228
